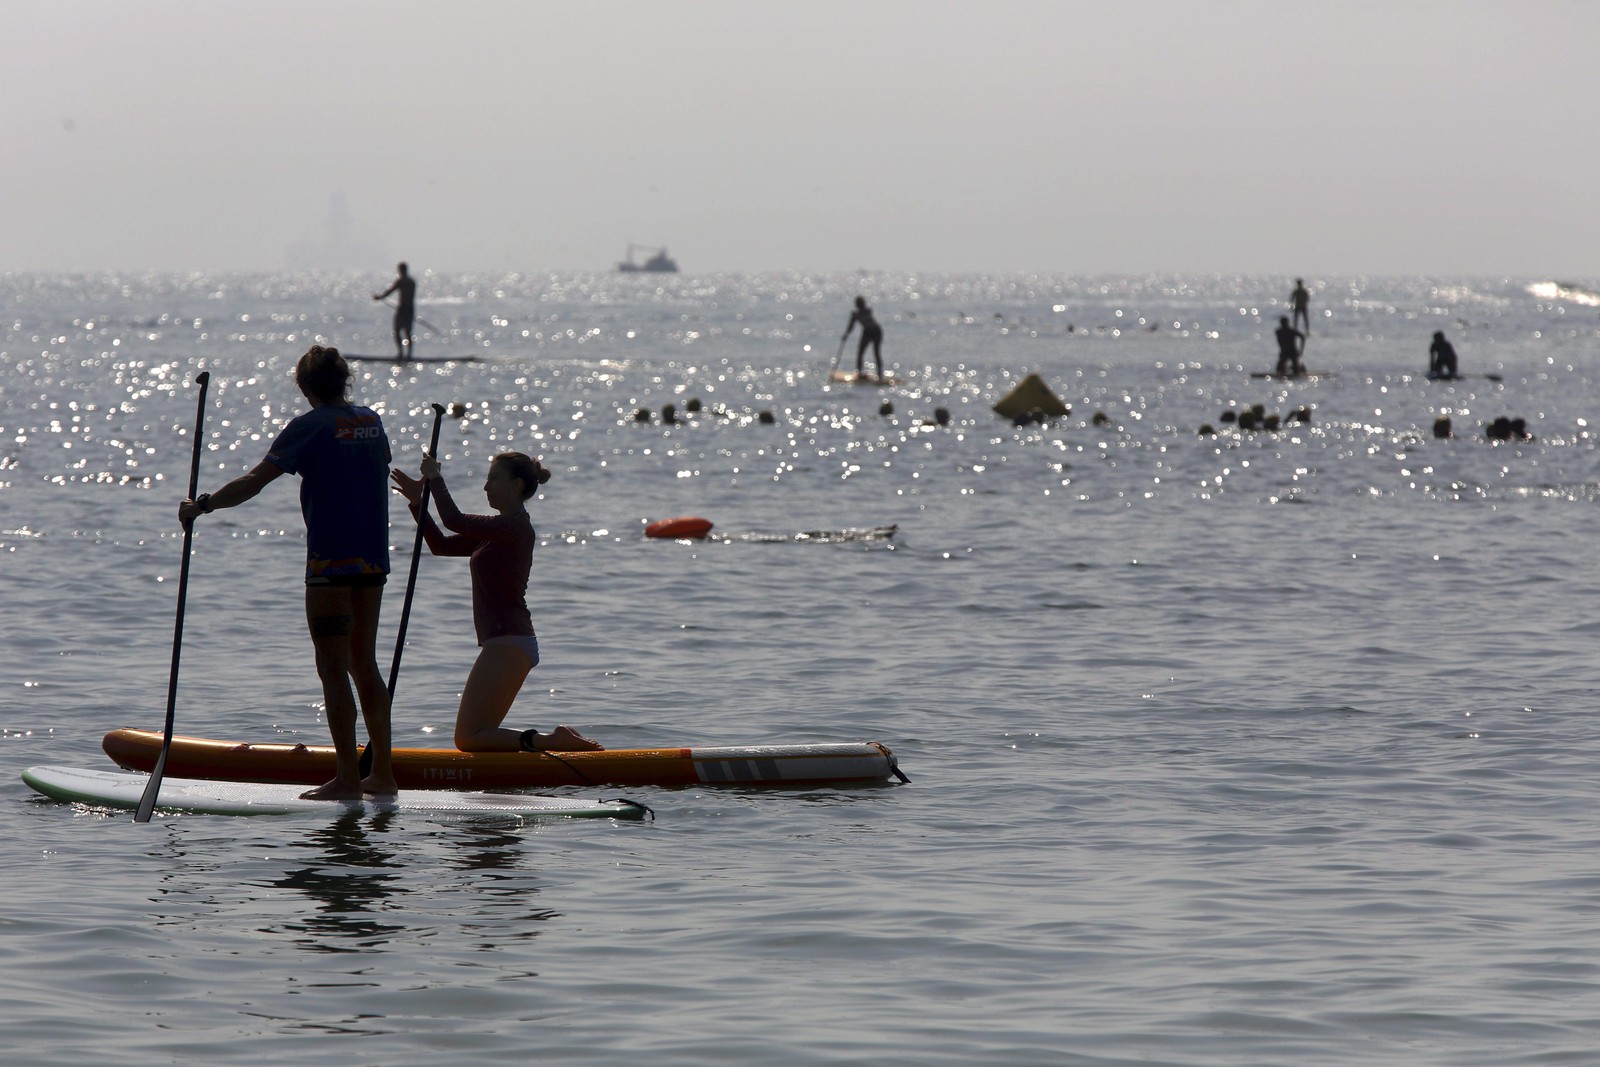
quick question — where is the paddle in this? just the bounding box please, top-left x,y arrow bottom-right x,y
358,402 -> 446,777
135,371 -> 211,822
829,335 -> 846,378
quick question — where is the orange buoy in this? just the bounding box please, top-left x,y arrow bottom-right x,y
645,516 -> 714,540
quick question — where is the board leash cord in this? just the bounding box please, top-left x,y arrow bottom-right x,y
531,748 -> 596,786
605,798 -> 656,820
870,742 -> 912,783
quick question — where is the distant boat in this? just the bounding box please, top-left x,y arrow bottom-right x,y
617,244 -> 679,273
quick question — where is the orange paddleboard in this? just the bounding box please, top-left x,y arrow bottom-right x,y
102,729 -> 904,790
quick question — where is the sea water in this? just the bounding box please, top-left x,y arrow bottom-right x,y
3,270 -> 1600,1065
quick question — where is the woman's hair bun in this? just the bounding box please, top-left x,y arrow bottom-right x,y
494,451 -> 548,499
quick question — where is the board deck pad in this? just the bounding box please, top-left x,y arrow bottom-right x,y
22,766 -> 648,819
102,729 -> 904,789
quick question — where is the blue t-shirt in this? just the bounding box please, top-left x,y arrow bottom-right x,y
264,404 -> 391,579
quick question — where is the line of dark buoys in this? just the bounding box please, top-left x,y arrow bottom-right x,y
1431,414 -> 1536,441
633,398 -> 732,425
878,403 -> 950,426
1198,403 -> 1313,436
628,397 -> 951,428
1485,415 -> 1534,442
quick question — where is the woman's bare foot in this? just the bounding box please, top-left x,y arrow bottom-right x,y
523,725 -> 604,752
300,776 -> 364,801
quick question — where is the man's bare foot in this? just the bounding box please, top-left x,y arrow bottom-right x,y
300,777 -> 364,801
361,774 -> 399,797
519,725 -> 604,752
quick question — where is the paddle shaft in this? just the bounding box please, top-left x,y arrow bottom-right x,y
359,403 -> 446,777
387,403 -> 448,698
135,371 -> 211,822
383,298 -> 443,337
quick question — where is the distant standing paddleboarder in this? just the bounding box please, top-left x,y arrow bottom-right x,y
374,262 -> 416,361
841,296 -> 885,380
1290,277 -> 1311,333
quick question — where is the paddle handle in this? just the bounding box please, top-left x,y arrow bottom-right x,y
135,370 -> 210,822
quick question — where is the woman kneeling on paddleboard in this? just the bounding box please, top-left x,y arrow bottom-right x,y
390,452 -> 602,753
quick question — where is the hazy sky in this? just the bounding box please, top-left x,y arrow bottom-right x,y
8,1 -> 1597,276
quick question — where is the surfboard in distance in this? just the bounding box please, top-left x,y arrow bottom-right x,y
1250,371 -> 1333,381
346,355 -> 482,364
1427,373 -> 1503,382
22,765 -> 649,818
737,524 -> 899,544
102,729 -> 906,789
828,370 -> 903,386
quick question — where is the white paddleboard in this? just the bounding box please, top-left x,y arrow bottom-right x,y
21,766 -> 649,819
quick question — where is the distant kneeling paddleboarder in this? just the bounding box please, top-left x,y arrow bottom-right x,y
1275,316 -> 1305,377
1429,331 -> 1458,379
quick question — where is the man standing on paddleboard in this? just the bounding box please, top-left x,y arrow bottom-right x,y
179,345 -> 396,800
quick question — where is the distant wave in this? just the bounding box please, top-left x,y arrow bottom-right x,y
1528,280 -> 1600,307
